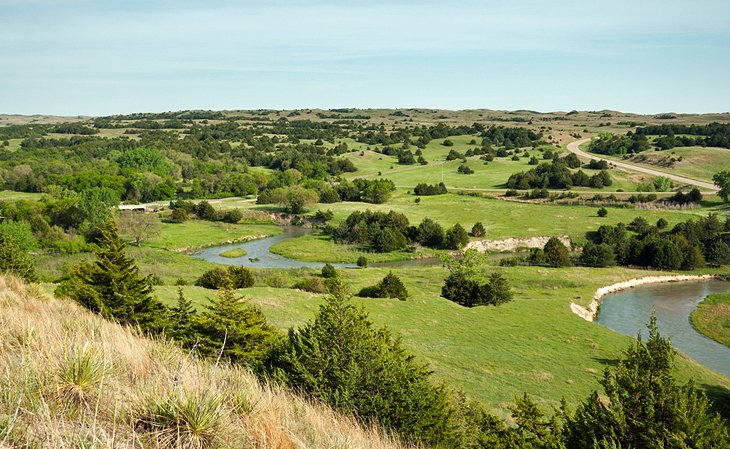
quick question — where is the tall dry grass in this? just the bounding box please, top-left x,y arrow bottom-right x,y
0,276 -> 417,449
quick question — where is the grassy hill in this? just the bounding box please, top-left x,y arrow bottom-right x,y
0,275 -> 411,448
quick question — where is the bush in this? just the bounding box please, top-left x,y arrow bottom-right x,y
220,209 -> 243,223
457,164 -> 474,174
597,207 -> 608,217
0,235 -> 37,282
580,242 -> 616,268
167,207 -> 188,223
356,256 -> 368,268
470,222 -> 485,237
321,263 -> 337,279
293,277 -> 328,294
195,266 -> 254,289
417,218 -> 445,248
377,272 -> 408,300
358,272 -> 408,300
195,268 -> 232,289
228,266 -> 255,288
444,223 -> 470,250
656,218 -> 668,229
544,237 -> 571,267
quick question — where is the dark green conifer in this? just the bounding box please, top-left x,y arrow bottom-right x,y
194,283 -> 280,369
56,221 -> 166,333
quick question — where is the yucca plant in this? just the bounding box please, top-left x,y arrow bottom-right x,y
56,346 -> 106,406
137,389 -> 226,449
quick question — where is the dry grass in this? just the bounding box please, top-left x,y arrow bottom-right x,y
0,275 -> 416,449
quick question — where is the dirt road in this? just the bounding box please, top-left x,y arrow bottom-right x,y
566,138 -> 718,192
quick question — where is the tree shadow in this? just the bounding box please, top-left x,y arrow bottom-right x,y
699,383 -> 730,419
592,357 -> 619,367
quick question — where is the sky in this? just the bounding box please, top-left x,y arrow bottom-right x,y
1,0 -> 729,116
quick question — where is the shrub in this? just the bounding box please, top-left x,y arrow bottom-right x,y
195,268 -> 232,289
580,242 -> 616,268
356,256 -> 368,268
457,164 -> 474,174
470,222 -> 485,237
228,266 -> 255,288
377,272 -> 408,300
167,207 -> 189,223
195,266 -> 254,290
0,235 -> 37,282
442,139 -> 454,146
136,389 -> 225,449
220,209 -> 243,223
320,263 -> 337,279
444,223 -> 470,250
597,207 -> 608,217
293,277 -> 328,294
656,218 -> 668,229
358,272 -> 408,300
417,217 -> 445,248
543,237 -> 571,267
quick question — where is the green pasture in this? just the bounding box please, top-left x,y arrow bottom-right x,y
144,220 -> 281,252
691,293 -> 730,347
154,264 -> 730,418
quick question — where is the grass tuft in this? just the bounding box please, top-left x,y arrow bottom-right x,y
137,389 -> 226,449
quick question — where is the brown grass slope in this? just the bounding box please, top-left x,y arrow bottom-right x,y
0,275 -> 415,449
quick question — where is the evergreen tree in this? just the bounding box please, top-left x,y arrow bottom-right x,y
486,272 -> 512,306
55,221 -> 166,333
0,235 -> 37,282
543,237 -> 571,267
445,223 -> 470,250
470,222 -> 486,238
194,283 -> 280,369
563,314 -> 730,448
269,279 -> 453,445
170,287 -> 196,345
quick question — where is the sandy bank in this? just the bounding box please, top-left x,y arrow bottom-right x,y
570,274 -> 721,322
466,235 -> 571,252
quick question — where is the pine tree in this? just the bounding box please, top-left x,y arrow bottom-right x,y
563,314 -> 729,448
194,283 -> 280,369
269,278 -> 453,445
170,287 -> 196,345
55,221 -> 166,333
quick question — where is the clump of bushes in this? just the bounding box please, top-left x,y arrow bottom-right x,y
414,182 -> 447,196
358,272 -> 408,300
195,266 -> 255,289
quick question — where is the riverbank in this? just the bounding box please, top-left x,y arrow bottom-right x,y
690,293 -> 730,348
466,235 -> 572,252
571,274 -> 723,322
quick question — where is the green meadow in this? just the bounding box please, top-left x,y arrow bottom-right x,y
154,264 -> 730,417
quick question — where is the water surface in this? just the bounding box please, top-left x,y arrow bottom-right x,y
597,280 -> 730,377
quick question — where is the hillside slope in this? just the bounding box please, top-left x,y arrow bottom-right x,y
0,276 -> 413,449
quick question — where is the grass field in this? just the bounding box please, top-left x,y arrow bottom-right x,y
691,293 -> 730,347
154,264 -> 730,417
341,134 -> 653,192
270,233 -> 441,264
615,147 -> 730,183
0,190 -> 43,201
144,219 -> 281,251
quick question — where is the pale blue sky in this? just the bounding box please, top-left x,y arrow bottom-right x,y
1,0 -> 729,115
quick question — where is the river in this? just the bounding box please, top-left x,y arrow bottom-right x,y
597,280 -> 730,377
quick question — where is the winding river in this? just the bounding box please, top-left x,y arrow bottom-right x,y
597,280 -> 730,377
191,227 -> 356,269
